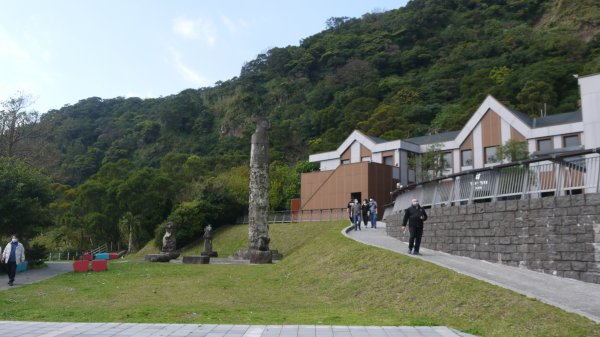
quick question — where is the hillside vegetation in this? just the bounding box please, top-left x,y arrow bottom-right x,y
3,0 -> 600,252
0,222 -> 598,337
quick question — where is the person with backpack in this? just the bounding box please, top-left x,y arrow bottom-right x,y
402,199 -> 428,255
2,234 -> 26,286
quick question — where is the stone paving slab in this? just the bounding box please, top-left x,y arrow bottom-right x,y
345,223 -> 600,323
0,322 -> 477,337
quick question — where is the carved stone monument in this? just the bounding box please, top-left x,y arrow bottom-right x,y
201,224 -> 218,257
145,221 -> 180,262
246,118 -> 273,263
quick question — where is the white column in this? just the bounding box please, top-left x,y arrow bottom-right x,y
473,124 -> 483,168
350,141 -> 361,163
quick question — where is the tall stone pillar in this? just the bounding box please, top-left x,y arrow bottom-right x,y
248,118 -> 272,263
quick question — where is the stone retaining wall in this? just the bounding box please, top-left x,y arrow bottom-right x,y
386,193 -> 600,284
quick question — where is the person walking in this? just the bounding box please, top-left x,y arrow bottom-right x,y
369,197 -> 378,228
361,199 -> 370,229
347,198 -> 355,226
2,234 -> 26,286
351,198 -> 362,231
402,199 -> 428,255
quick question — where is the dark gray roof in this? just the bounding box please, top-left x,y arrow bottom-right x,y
533,110 -> 582,128
364,134 -> 388,144
506,107 -> 582,128
403,131 -> 461,145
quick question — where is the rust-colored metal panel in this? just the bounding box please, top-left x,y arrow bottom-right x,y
461,132 -> 473,150
481,109 -> 501,148
341,146 -> 351,161
300,162 -> 395,215
510,126 -> 526,141
360,144 -> 372,158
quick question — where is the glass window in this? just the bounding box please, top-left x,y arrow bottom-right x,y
484,146 -> 499,164
383,156 -> 394,166
563,135 -> 579,148
361,156 -> 371,162
441,152 -> 451,170
537,138 -> 553,152
461,150 -> 473,167
341,159 -> 350,165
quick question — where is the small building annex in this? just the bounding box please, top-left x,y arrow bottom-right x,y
300,72 -> 600,216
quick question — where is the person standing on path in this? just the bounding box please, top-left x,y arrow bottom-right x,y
402,199 -> 427,255
351,199 -> 362,231
2,235 -> 26,286
361,199 -> 370,229
369,197 -> 378,228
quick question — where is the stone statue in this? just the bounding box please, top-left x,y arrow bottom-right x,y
146,221 -> 180,262
162,221 -> 177,253
247,117 -> 272,263
201,224 -> 218,257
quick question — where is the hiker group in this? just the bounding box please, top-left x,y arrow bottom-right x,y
347,197 -> 378,231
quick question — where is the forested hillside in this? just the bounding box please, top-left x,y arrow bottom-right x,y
3,0 -> 600,253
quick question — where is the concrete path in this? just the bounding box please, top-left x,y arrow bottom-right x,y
0,262 -> 72,291
0,322 -> 478,337
345,223 -> 600,323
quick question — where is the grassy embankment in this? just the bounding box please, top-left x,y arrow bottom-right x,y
0,222 -> 598,337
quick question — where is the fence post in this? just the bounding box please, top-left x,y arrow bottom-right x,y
468,173 -> 476,204
521,165 -> 530,199
431,182 -> 439,207
491,169 -> 501,202
596,156 -> 600,193
556,162 -> 564,196
67,252 -> 70,261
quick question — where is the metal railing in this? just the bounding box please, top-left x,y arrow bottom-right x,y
386,150 -> 600,218
235,208 -> 348,224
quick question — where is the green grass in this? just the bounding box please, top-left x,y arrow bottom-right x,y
0,222 -> 598,337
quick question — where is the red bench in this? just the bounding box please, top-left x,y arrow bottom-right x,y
73,260 -> 89,272
91,259 -> 108,272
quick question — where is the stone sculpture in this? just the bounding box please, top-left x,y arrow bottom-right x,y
145,221 -> 180,262
247,117 -> 272,263
201,224 -> 218,257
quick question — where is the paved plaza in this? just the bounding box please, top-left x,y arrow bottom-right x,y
0,322 -> 478,337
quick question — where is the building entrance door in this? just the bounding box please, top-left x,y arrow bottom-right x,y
350,192 -> 362,202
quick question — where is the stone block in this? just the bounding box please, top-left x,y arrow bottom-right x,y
466,204 -> 476,214
506,200 -> 518,211
529,198 -> 542,209
580,206 -> 596,215
563,216 -> 579,226
567,207 -> 582,216
563,271 -> 581,280
542,197 -> 556,209
571,194 -> 586,206
459,205 -> 468,214
561,252 -> 577,260
581,272 -> 600,284
585,193 -> 600,206
182,255 -> 210,264
555,196 -> 571,208
553,208 -> 567,216
517,199 -> 529,210
571,261 -> 588,271
495,201 -> 506,212
554,261 -> 572,271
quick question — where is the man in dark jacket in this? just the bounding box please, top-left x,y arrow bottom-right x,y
402,198 -> 428,255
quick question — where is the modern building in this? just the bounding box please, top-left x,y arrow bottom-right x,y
300,72 -> 600,215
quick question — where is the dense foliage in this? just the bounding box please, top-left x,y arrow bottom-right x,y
3,0 -> 600,252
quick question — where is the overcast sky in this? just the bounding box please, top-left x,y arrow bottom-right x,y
0,0 -> 408,113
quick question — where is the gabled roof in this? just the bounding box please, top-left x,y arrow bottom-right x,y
404,131 -> 461,145
364,134 -> 388,144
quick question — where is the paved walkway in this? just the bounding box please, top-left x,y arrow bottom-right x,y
0,322 -> 478,337
344,223 -> 600,323
0,262 -> 72,291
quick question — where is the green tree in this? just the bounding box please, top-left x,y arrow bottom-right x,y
0,158 -> 53,238
517,80 -> 557,117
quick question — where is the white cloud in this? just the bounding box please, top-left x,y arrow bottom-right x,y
170,49 -> 210,87
172,16 -> 217,47
220,15 -> 248,34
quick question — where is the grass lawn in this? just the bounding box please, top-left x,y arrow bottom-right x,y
0,222 -> 598,337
